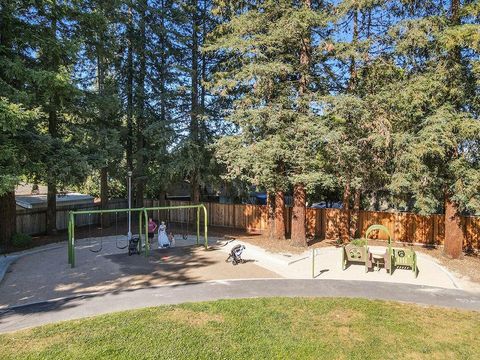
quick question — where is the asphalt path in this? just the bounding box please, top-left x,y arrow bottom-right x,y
1,278 -> 480,333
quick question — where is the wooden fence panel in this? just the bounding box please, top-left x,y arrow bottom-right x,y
324,209 -> 341,240
15,199 -> 128,235
463,216 -> 480,250
245,205 -> 268,232
358,210 -> 395,241
19,199 -> 473,247
16,210 -> 46,235
233,204 -> 245,229
305,208 -> 316,238
166,201 -> 478,248
433,215 -> 444,245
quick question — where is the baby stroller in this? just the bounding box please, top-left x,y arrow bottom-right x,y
128,236 -> 141,256
226,244 -> 246,265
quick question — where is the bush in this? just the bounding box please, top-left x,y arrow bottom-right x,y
11,233 -> 32,248
349,238 -> 366,246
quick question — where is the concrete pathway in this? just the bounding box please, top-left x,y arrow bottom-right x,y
1,279 -> 480,333
220,240 -> 464,290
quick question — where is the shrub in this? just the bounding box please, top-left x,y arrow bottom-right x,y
11,233 -> 32,248
349,238 -> 366,246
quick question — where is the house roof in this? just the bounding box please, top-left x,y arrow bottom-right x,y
16,193 -> 94,209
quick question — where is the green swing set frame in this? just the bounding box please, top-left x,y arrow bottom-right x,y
67,204 -> 208,268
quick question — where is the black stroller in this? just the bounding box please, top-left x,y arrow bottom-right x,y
128,236 -> 141,256
226,244 -> 246,265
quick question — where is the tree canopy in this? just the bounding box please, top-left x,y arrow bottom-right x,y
1,0 -> 479,252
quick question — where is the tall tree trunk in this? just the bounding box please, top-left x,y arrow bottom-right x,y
267,192 -> 275,240
200,0 -> 207,114
0,190 -> 16,249
350,188 -> 361,239
291,184 -> 307,246
0,4 -> 16,246
342,5 -> 358,241
100,167 -> 109,228
190,0 -> 200,203
274,190 -> 286,240
46,181 -> 57,234
291,0 -> 311,246
159,191 -> 167,207
135,0 -> 147,208
126,6 -> 134,174
451,0 -> 459,24
444,195 -> 463,259
159,0 -> 167,126
98,31 -> 109,228
348,5 -> 358,92
443,0 -> 463,259
341,181 -> 351,242
46,103 -> 58,234
46,12 -> 59,235
191,173 -> 200,203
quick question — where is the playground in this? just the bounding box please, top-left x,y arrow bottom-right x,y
1,204 -> 480,338
0,219 -> 476,309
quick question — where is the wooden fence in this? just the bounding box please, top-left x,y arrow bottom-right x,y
168,201 -> 480,249
16,198 -> 480,249
16,199 -> 128,235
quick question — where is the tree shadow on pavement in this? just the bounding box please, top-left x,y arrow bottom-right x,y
0,244 -> 219,311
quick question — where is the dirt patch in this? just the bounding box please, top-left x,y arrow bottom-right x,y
225,233 -> 338,255
419,249 -> 480,289
165,308 -> 224,326
325,308 -> 365,325
0,328 -> 75,356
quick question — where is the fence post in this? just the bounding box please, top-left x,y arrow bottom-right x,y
197,206 -> 200,245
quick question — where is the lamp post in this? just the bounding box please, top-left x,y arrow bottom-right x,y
127,170 -> 132,240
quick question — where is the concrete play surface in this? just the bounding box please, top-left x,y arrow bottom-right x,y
0,234 -> 470,311
222,241 -> 464,290
0,235 -> 278,309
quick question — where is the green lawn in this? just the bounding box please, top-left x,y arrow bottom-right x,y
1,298 -> 479,359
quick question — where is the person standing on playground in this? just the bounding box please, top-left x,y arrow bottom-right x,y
148,218 -> 157,244
158,221 -> 170,248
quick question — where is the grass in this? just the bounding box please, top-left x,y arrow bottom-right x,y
1,297 -> 479,359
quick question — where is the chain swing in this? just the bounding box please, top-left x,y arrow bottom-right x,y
115,211 -> 128,250
182,208 -> 189,240
88,213 -> 103,253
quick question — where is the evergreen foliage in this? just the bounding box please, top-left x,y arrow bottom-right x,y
1,0 -> 479,245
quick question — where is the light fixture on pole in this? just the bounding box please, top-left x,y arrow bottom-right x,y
127,170 -> 132,240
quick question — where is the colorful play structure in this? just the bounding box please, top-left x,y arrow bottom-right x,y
67,204 -> 208,268
342,224 -> 418,277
